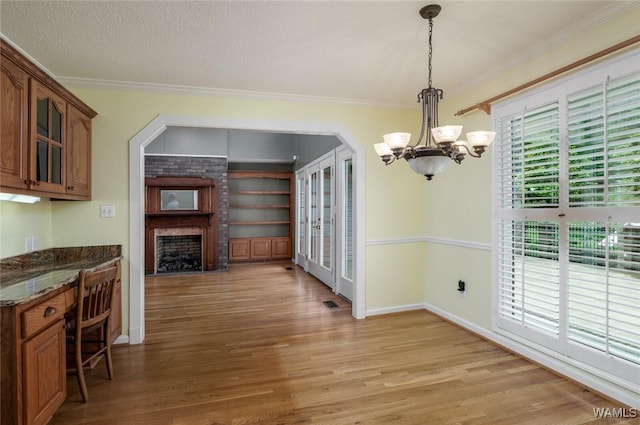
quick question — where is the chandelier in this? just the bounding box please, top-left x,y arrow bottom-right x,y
374,4 -> 495,180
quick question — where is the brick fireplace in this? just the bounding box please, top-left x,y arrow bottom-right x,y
145,155 -> 229,271
144,176 -> 218,275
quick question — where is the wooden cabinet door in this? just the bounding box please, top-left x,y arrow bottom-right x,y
65,104 -> 92,199
30,80 -> 67,195
250,239 -> 271,260
229,239 -> 250,261
22,319 -> 66,425
271,238 -> 291,259
0,58 -> 29,190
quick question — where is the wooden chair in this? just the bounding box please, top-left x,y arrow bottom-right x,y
66,262 -> 119,402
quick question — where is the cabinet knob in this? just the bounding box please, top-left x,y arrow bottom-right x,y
44,306 -> 57,317
67,186 -> 74,191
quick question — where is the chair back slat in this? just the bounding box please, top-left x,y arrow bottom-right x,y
76,265 -> 118,332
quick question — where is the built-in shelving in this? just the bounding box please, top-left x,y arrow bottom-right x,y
228,171 -> 294,262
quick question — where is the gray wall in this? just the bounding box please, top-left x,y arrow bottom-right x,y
228,130 -> 296,163
146,127 -> 228,156
293,134 -> 342,168
145,127 -> 341,165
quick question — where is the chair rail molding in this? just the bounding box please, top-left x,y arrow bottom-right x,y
366,235 -> 491,252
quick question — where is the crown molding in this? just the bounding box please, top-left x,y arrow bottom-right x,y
57,76 -> 414,109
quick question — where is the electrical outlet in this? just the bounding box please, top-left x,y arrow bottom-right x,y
100,204 -> 115,218
24,236 -> 37,253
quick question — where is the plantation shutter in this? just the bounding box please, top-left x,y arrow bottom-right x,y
496,102 -> 561,342
568,72 -> 640,207
566,71 -> 640,366
498,220 -> 560,335
567,221 -> 640,365
496,103 -> 560,210
494,52 -> 640,380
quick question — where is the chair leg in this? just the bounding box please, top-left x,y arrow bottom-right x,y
75,335 -> 89,402
105,322 -> 114,380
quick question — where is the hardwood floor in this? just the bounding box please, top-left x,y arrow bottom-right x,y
51,263 -> 635,425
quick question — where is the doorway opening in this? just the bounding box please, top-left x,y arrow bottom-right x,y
129,115 -> 365,344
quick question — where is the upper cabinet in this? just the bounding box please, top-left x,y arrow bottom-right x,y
0,39 -> 97,200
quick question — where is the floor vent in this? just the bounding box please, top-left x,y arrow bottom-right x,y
323,300 -> 339,308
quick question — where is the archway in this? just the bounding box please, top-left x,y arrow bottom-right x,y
128,115 -> 365,344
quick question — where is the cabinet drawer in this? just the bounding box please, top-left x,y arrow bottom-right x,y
21,293 -> 66,339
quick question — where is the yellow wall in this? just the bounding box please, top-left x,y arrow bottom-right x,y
0,199 -> 53,258
422,5 -> 640,329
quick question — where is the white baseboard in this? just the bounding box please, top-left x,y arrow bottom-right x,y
422,302 -> 640,410
366,303 -> 425,316
113,335 -> 130,345
128,327 -> 143,345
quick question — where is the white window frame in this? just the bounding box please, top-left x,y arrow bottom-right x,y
492,49 -> 640,390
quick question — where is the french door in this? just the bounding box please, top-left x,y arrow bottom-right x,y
295,170 -> 306,266
306,155 -> 334,288
295,147 -> 354,300
335,149 -> 354,300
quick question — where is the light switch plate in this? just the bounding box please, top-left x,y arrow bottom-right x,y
100,204 -> 115,218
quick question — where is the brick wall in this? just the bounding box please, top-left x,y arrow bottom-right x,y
145,156 -> 228,270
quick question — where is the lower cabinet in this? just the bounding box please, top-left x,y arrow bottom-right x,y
1,289 -> 68,425
22,320 -> 66,425
0,260 -> 122,425
229,237 -> 291,262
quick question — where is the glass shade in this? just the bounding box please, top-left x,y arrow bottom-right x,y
383,132 -> 411,150
431,125 -> 462,143
406,154 -> 451,179
466,131 -> 496,147
374,142 -> 392,157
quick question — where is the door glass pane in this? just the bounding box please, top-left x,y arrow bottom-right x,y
37,98 -> 48,137
36,139 -> 49,182
343,159 -> 353,280
309,172 -> 318,262
322,165 -> 332,269
52,145 -> 62,184
297,176 -> 305,255
51,102 -> 62,143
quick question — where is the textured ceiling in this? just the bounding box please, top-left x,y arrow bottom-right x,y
0,1 -> 633,106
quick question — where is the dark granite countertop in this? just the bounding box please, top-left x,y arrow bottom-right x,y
0,245 -> 122,307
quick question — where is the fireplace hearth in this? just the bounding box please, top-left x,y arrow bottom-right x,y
157,254 -> 202,273
156,233 -> 203,274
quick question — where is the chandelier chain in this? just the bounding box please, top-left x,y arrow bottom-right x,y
427,17 -> 433,88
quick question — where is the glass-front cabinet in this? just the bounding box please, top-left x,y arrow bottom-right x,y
30,81 -> 67,194
1,39 -> 96,200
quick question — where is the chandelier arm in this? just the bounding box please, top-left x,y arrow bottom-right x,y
411,90 -> 428,148
429,89 -> 439,147
455,143 -> 481,158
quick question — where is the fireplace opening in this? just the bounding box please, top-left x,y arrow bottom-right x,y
155,232 -> 203,274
